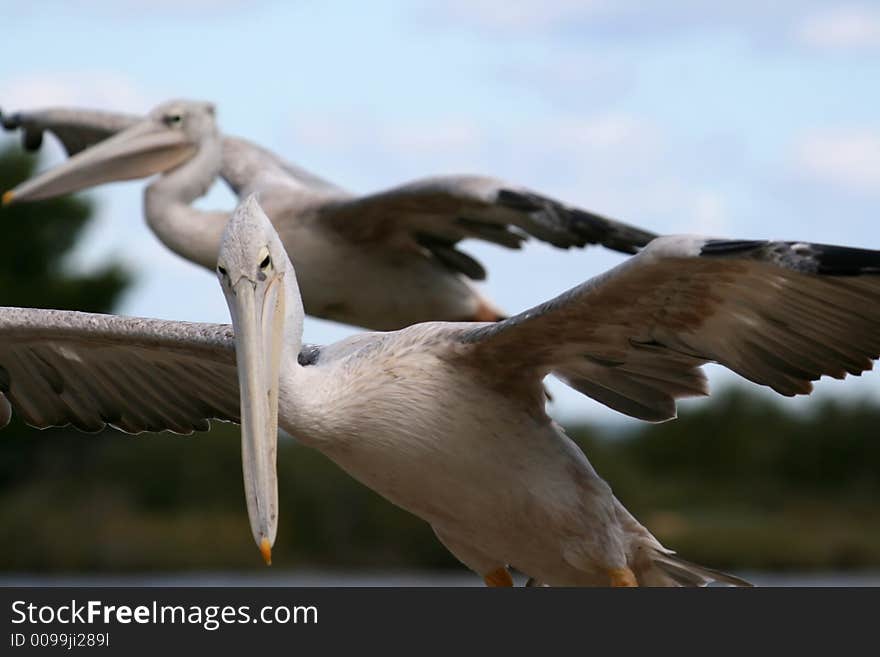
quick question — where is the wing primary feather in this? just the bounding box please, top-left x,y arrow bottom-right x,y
455,217 -> 526,249
414,232 -> 487,280
496,188 -> 656,253
39,347 -> 119,433
555,368 -> 678,422
701,239 -> 880,277
3,350 -> 67,428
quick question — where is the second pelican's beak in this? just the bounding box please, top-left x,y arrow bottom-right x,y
2,119 -> 196,205
229,274 -> 285,565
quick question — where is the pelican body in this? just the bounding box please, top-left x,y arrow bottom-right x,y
1,101 -> 657,330
2,197 -> 879,585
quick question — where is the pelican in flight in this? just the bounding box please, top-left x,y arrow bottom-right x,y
0,101 -> 656,330
2,195 -> 879,585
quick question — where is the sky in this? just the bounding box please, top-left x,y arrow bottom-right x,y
1,0 -> 879,425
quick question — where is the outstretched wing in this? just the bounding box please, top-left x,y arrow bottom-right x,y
317,176 -> 658,280
0,107 -> 140,156
0,308 -> 239,434
454,237 -> 880,421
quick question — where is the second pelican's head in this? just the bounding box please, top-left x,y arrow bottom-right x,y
2,99 -> 217,205
217,194 -> 301,566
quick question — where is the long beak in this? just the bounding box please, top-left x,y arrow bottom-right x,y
229,276 -> 285,565
2,119 -> 196,205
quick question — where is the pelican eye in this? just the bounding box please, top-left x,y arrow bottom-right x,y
258,246 -> 271,271
164,113 -> 183,126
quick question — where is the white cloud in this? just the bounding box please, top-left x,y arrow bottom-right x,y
496,55 -> 635,108
795,5 -> 880,50
431,0 -> 606,32
9,0 -> 254,19
420,0 -> 826,40
420,0 -> 880,56
688,190 -> 731,235
384,120 -> 485,157
117,0 -> 249,7
292,115 -> 485,157
1,72 -> 151,113
288,111 -> 666,197
287,109 -> 736,243
793,129 -> 880,195
293,112 -> 658,159
289,114 -> 492,184
539,114 -> 660,152
289,115 -> 359,151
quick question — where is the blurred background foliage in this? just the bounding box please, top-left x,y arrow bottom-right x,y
0,147 -> 878,574
0,147 -> 130,312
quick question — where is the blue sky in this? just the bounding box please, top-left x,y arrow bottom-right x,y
2,1 -> 879,424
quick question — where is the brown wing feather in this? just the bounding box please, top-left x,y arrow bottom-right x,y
454,236 -> 880,421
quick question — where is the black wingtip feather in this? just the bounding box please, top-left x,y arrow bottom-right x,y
415,231 -> 487,280
701,239 -> 880,277
496,188 -> 543,213
809,243 -> 880,276
700,239 -> 767,255
497,188 -> 657,254
22,128 -> 43,152
0,111 -> 44,151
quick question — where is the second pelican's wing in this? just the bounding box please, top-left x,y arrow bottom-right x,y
317,176 -> 657,280
1,107 -> 140,156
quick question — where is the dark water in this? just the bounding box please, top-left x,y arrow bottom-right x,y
3,570 -> 879,587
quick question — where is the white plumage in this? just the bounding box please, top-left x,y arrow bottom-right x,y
2,196 -> 878,586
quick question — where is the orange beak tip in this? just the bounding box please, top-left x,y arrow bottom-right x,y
1,190 -> 13,206
260,537 -> 272,566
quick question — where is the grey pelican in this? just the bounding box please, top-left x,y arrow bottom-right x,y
2,195 -> 879,585
0,101 -> 657,330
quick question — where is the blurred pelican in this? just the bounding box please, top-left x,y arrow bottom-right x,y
0,101 -> 657,330
3,196 -> 879,585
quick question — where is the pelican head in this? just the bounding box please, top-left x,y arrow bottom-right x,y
217,194 -> 296,565
2,99 -> 217,205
